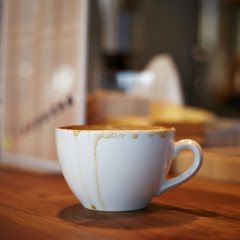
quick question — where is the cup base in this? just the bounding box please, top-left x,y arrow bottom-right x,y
83,203 -> 148,212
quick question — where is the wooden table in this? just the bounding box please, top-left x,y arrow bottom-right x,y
1,166 -> 240,240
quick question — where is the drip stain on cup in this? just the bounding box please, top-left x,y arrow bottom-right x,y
74,134 -> 93,207
74,129 -> 80,136
131,133 -> 139,139
91,204 -> 97,210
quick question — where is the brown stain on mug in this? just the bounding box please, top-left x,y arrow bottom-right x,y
159,132 -> 167,138
149,131 -> 167,138
91,204 -> 97,210
131,133 -> 139,139
93,135 -> 105,210
73,130 -> 81,136
73,132 -> 93,208
149,133 -> 155,137
93,133 -> 119,211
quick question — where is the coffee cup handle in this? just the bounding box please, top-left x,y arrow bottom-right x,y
156,139 -> 203,196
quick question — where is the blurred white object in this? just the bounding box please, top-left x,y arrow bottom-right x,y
131,54 -> 184,105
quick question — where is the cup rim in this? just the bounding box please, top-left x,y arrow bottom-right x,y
56,124 -> 175,132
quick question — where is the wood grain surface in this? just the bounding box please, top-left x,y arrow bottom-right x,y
0,166 -> 240,239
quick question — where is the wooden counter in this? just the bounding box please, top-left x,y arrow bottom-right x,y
0,166 -> 240,239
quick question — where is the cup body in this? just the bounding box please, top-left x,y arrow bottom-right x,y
56,125 -> 175,211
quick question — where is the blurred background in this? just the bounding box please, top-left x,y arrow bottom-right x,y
0,0 -> 240,175
87,0 -> 240,115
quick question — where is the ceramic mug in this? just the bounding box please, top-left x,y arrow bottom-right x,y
56,125 -> 203,212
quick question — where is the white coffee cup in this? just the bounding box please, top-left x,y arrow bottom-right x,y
56,125 -> 203,212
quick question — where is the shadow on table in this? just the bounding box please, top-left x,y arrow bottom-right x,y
58,202 -> 220,229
